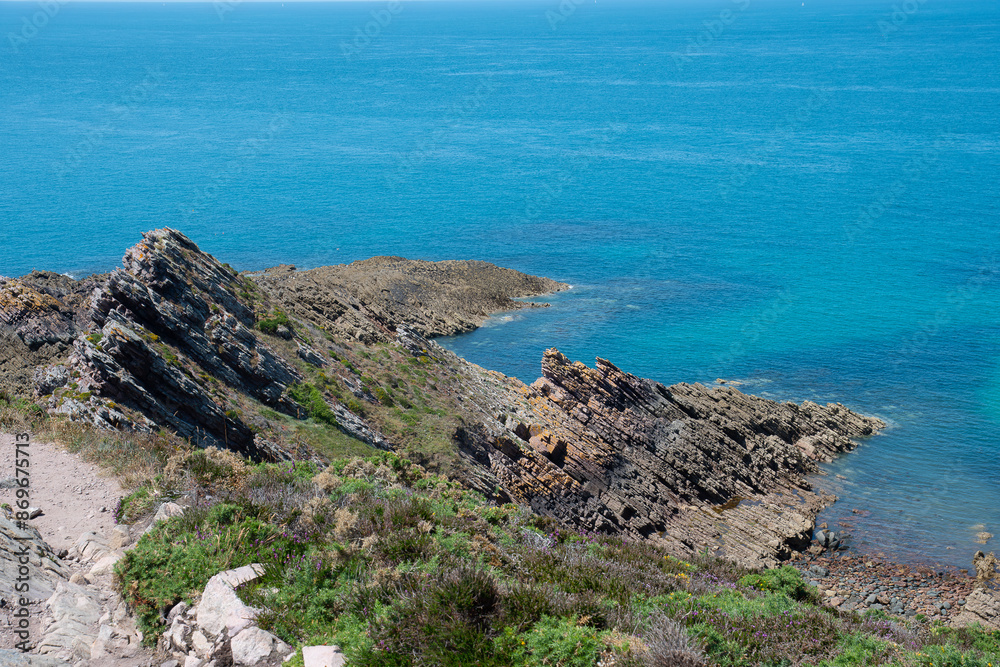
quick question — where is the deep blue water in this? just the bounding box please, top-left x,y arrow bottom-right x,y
2,0 -> 998,569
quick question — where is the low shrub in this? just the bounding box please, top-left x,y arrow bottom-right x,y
258,310 -> 292,335
287,383 -> 338,426
738,565 -> 819,603
116,502 -> 312,641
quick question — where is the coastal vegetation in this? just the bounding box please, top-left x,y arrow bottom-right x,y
2,232 -> 998,665
4,399 -> 999,666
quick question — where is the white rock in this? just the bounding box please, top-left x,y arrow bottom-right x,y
195,564 -> 265,638
167,617 -> 191,652
109,524 -> 131,550
167,601 -> 189,624
191,630 -> 211,657
153,502 -> 186,525
183,656 -> 203,667
230,627 -> 290,666
303,645 -> 347,667
88,551 -> 124,577
73,531 -> 109,562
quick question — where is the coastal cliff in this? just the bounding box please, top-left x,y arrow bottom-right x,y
0,228 -> 884,567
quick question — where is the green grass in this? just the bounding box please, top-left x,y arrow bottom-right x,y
287,382 -> 338,426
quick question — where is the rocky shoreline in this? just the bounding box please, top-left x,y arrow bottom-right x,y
795,552 -> 977,621
0,228 -> 998,667
0,229 -> 934,570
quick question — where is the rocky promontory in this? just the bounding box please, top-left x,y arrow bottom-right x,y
0,228 -> 886,567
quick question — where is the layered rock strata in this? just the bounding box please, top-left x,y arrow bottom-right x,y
254,256 -> 569,342
2,229 -> 885,565
435,339 -> 885,567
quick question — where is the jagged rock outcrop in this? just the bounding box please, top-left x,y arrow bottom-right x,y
68,230 -> 304,456
3,229 -> 886,566
0,273 -> 99,397
254,257 -> 569,343
442,344 -> 885,567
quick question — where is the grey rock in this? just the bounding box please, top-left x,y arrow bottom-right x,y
153,502 -> 185,525
297,344 -> 327,367
34,364 -> 70,396
166,601 -> 189,624
303,645 -> 347,667
866,594 -> 878,605
37,581 -> 101,659
230,627 -> 291,665
0,515 -> 66,602
109,524 -> 131,550
809,565 -> 829,577
196,564 -> 265,638
88,551 -> 124,577
0,649 -> 67,666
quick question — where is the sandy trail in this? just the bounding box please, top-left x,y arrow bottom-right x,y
0,432 -> 159,665
0,433 -> 122,553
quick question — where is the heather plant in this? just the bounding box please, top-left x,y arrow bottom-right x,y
106,448 -> 1000,667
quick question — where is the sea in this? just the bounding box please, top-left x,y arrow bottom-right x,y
1,0 -> 998,570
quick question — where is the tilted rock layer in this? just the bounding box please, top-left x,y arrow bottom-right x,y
441,343 -> 885,567
254,256 -> 568,342
1,229 -> 885,566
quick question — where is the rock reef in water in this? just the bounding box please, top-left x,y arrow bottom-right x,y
0,228 -> 885,566
253,256 -> 569,342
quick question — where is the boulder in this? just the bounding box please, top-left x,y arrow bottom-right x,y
950,587 -> 1000,631
195,564 -> 265,638
0,650 -> 67,666
303,645 -> 347,667
109,523 -> 131,550
88,551 -> 124,577
153,501 -> 186,525
230,627 -> 291,665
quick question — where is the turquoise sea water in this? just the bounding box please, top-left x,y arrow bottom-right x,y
2,0 -> 998,569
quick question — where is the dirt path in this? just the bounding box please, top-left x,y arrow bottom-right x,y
0,433 -> 121,553
0,432 -> 159,666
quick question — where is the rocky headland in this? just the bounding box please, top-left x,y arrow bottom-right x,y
1,228 -> 996,665
0,228 -> 886,568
